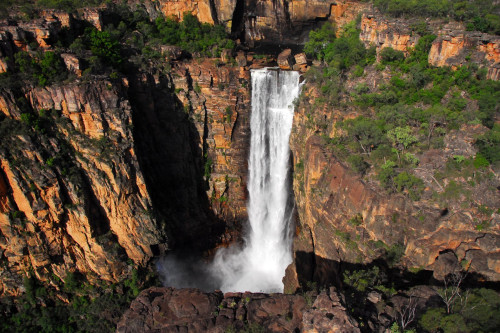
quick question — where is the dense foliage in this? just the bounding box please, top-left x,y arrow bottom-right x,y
14,50 -> 68,86
373,0 -> 500,34
0,4 -> 236,87
156,12 -> 235,56
0,268 -> 157,332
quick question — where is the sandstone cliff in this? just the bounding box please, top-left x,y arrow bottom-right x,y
0,79 -> 164,295
285,76 -> 500,292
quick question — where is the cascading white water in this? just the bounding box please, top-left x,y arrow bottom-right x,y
211,68 -> 301,293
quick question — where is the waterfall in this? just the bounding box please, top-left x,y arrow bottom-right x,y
211,68 -> 301,292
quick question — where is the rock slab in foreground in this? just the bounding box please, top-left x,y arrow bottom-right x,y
117,287 -> 360,333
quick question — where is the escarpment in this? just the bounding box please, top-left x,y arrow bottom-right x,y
0,58 -> 255,297
285,64 -> 500,292
0,79 -> 170,294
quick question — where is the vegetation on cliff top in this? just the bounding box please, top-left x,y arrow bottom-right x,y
0,3 -> 235,87
373,0 -> 500,34
303,20 -> 499,204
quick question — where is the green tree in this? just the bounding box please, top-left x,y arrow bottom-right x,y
342,116 -> 385,154
86,28 -> 123,67
380,47 -> 405,64
304,22 -> 336,60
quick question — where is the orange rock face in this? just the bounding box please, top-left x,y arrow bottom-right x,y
286,85 -> 500,288
158,0 -> 215,24
359,14 -> 419,55
429,31 -> 500,80
171,58 -> 251,223
0,80 -> 164,295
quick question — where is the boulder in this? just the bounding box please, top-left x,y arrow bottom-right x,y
278,48 -> 294,70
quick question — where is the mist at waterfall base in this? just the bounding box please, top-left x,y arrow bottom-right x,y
157,68 -> 302,293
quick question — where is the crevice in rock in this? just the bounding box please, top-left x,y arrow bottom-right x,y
127,71 -> 224,251
208,0 -> 219,25
80,170 -> 111,237
230,0 -> 246,41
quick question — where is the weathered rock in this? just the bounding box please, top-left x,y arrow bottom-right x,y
161,45 -> 184,60
302,287 -> 360,333
360,13 -> 419,55
0,80 -> 166,294
278,49 -> 294,70
118,286 -> 357,332
220,49 -> 233,63
287,82 -> 500,286
432,251 -> 462,281
429,30 -> 500,80
236,51 -> 247,67
158,0 -> 216,24
60,53 -> 83,76
294,52 -> 307,65
170,59 -> 250,224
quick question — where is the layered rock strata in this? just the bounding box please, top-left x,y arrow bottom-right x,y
0,80 -> 163,295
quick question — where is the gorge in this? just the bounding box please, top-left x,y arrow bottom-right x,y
0,0 -> 499,332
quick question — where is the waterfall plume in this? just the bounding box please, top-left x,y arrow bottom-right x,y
157,68 -> 301,293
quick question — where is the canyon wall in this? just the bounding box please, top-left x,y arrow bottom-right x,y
359,14 -> 500,80
284,82 -> 500,292
0,80 -> 163,295
0,12 -> 255,294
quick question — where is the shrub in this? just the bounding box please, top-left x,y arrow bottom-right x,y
303,22 -> 336,60
475,124 -> 500,164
341,116 -> 386,154
394,172 -> 424,200
347,154 -> 370,175
14,51 -> 67,86
377,160 -> 397,190
380,47 -> 405,64
343,266 -> 382,292
473,153 -> 490,169
85,28 -> 123,67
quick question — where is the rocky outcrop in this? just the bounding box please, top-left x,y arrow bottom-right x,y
117,286 -> 359,332
169,58 -> 251,229
0,80 -> 164,295
429,29 -> 500,80
359,13 -> 500,80
359,14 -> 419,54
156,0 -> 371,44
158,0 -> 217,24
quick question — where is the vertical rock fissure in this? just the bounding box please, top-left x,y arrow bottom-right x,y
230,0 -> 246,40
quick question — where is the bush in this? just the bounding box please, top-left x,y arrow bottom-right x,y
394,172 -> 424,200
341,116 -> 386,154
380,47 -> 405,64
347,154 -> 370,175
304,22 -> 336,60
14,51 -> 67,86
343,266 -> 382,292
155,12 -> 234,57
475,125 -> 500,164
85,28 -> 123,67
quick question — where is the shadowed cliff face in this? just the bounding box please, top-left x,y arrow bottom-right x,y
127,72 -> 220,251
